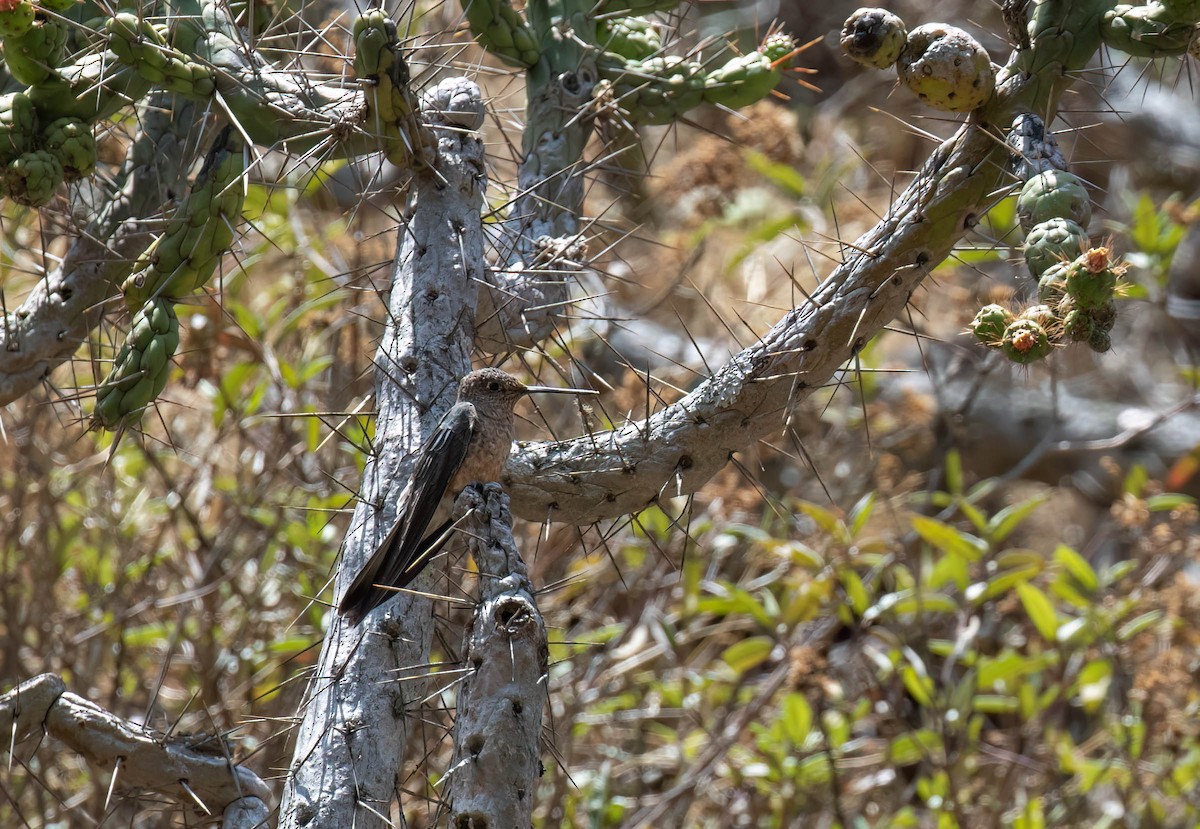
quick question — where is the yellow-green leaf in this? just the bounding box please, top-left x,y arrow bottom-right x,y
1017,582 -> 1058,642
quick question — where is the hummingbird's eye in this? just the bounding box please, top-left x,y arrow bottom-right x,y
487,380 -> 501,391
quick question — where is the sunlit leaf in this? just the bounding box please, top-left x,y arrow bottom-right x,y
1017,582 -> 1059,642
721,636 -> 775,675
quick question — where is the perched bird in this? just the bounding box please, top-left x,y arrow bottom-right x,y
339,367 -> 595,624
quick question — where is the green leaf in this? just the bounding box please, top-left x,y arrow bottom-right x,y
795,753 -> 832,786
744,149 -> 807,197
1123,465 -> 1148,497
987,492 -> 1050,543
1074,658 -> 1112,713
1117,610 -> 1163,641
944,450 -> 963,496
848,491 -> 876,538
840,570 -> 870,615
796,501 -> 848,542
888,729 -> 944,766
1146,493 -> 1196,511
911,516 -> 985,562
901,664 -> 935,707
1053,544 -> 1098,592
972,694 -> 1020,715
781,693 -> 812,746
722,636 -> 775,675
1017,582 -> 1059,642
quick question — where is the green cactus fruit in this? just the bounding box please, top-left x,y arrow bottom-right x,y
1001,319 -> 1052,364
703,34 -> 796,109
598,16 -> 662,61
970,303 -> 1014,344
41,117 -> 95,179
897,23 -> 995,112
1016,170 -> 1091,232
0,92 -> 36,162
1063,247 -> 1119,310
3,149 -> 62,206
1038,262 -> 1069,305
0,0 -> 34,39
3,16 -> 66,85
1024,218 -> 1089,278
93,297 -> 181,429
840,7 -> 907,69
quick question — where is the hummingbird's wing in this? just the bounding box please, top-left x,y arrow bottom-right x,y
339,402 -> 476,624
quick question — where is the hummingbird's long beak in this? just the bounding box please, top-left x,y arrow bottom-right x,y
524,384 -> 599,396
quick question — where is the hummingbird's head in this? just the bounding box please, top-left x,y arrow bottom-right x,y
458,368 -> 529,410
458,367 -> 597,412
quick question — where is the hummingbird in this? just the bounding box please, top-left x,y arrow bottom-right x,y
339,367 -> 596,624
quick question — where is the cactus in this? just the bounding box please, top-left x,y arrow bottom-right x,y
1063,246 -> 1122,310
1007,113 -> 1068,182
1101,3 -> 1199,56
0,92 -> 37,162
3,14 -> 67,85
4,148 -> 62,205
0,0 -> 34,39
92,297 -> 181,429
121,128 -> 245,312
1016,170 -> 1091,232
703,33 -> 795,109
1038,261 -> 1069,305
598,16 -> 662,62
463,0 -> 540,68
1001,318 -> 1052,364
970,304 -> 1014,344
353,9 -> 428,166
897,23 -> 996,112
40,117 -> 95,180
840,7 -> 908,70
1024,217 -> 1089,277
600,33 -> 796,125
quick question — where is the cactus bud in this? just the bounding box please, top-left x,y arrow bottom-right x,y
41,117 -> 95,180
1024,217 -> 1089,278
970,303 -> 1014,345
1002,319 -> 1052,364
1016,170 -> 1091,232
1038,262 -> 1069,305
840,8 -> 907,70
4,149 -> 62,206
1064,247 -> 1120,310
897,23 -> 995,112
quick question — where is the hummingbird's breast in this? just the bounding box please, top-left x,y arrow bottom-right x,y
450,404 -> 515,490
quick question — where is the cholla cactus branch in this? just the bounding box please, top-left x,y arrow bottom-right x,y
279,77 -> 487,829
504,0 -> 1113,524
0,673 -> 271,823
0,94 -> 202,405
478,14 -> 797,351
446,484 -> 546,828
